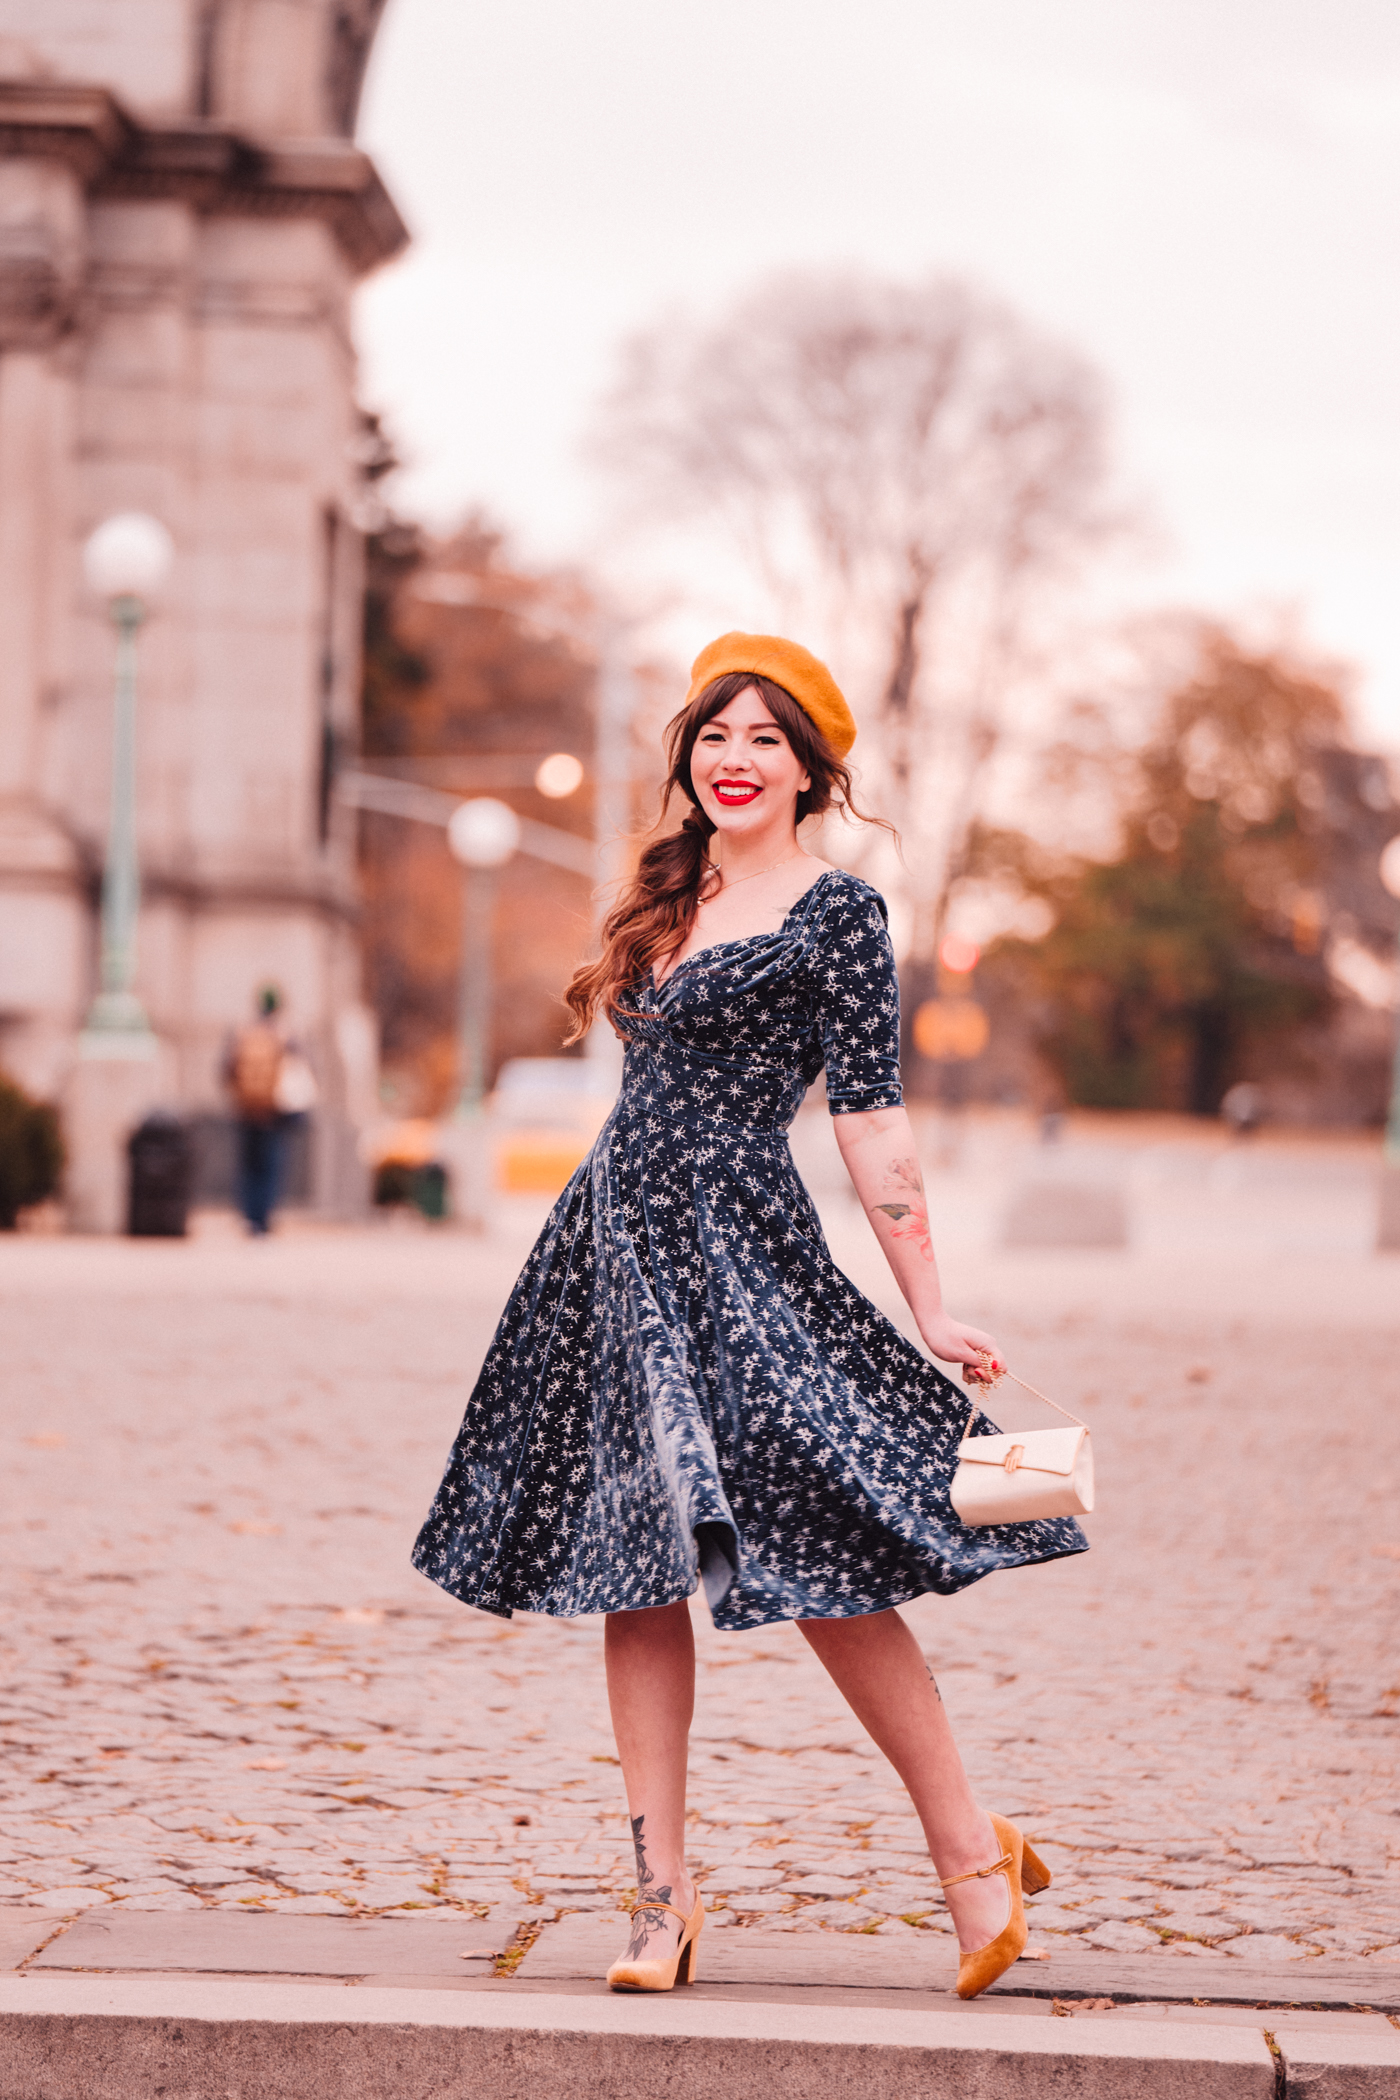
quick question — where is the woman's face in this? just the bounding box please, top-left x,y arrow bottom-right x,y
689,687 -> 811,840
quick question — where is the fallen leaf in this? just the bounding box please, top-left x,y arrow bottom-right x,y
26,1433 -> 66,1449
229,1520 -> 280,1537
244,1758 -> 286,1771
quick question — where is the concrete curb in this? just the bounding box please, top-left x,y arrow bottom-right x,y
1280,2027 -> 1400,2097
0,1975 -> 1279,2100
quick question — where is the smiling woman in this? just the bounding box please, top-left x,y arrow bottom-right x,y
563,639 -> 873,1031
411,631 -> 1088,2004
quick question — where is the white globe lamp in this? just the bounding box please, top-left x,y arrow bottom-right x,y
83,512 -> 175,605
448,797 -> 521,869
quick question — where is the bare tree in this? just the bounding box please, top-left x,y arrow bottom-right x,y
590,269 -> 1116,957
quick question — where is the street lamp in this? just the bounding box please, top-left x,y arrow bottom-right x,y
447,797 -> 520,1118
446,798 -> 520,1230
80,512 -> 174,1050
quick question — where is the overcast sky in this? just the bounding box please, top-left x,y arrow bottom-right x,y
355,0 -> 1400,744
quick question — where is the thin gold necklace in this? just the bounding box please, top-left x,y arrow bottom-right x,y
705,847 -> 806,893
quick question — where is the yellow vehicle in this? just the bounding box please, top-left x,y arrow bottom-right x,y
490,1059 -> 617,1195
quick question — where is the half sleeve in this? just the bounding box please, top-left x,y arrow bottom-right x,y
815,883 -> 905,1114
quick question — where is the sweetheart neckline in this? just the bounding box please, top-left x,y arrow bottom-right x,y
650,868 -> 843,995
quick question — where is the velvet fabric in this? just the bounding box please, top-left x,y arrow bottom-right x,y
412,870 -> 1087,1628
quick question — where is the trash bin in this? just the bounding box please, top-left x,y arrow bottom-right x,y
414,1160 -> 448,1219
127,1112 -> 192,1237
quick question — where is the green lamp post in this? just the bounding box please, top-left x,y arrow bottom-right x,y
80,511 -> 174,1054
446,796 -> 521,1227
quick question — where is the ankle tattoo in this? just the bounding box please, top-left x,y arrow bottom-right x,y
627,1813 -> 676,1958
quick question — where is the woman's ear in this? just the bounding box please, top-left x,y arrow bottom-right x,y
799,772 -> 811,795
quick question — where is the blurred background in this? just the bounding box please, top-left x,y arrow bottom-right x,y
0,0 -> 1398,1244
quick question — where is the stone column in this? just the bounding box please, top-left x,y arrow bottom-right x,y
0,155 -> 89,1097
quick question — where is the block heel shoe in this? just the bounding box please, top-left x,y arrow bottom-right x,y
941,1812 -> 1051,2001
606,1892 -> 704,1992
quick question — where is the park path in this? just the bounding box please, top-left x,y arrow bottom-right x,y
3,1122 -> 1398,1971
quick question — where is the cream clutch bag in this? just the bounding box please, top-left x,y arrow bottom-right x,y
949,1364 -> 1094,1526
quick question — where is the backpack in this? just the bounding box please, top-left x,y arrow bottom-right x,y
230,1024 -> 283,1118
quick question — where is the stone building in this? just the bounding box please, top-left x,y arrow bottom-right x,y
0,1 -> 405,1225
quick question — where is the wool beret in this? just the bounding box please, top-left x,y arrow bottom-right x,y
685,631 -> 857,758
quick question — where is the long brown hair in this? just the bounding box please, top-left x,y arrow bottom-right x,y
564,672 -> 883,1042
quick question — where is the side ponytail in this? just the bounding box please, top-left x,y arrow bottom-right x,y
563,672 -> 884,1043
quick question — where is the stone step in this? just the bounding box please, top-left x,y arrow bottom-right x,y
4,1910 -> 1398,2095
0,1973 -> 1289,2099
13,1907 -> 1400,2013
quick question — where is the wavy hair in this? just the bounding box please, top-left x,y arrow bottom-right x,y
564,672 -> 885,1042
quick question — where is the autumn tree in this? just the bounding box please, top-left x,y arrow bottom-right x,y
591,269 -> 1115,957
984,628 -> 1398,1114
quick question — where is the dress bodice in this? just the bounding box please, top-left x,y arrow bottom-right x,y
615,870 -> 904,1133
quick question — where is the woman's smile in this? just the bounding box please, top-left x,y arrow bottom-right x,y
691,688 -> 811,834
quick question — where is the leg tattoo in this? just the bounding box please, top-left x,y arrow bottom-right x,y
926,1664 -> 943,1703
627,1813 -> 676,1957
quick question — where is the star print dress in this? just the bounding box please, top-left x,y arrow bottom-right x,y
413,869 -> 1088,1630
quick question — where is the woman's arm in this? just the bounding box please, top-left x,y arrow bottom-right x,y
832,1105 -> 1001,1376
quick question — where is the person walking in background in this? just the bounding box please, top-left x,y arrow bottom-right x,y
224,986 -> 317,1235
413,635 -> 1088,2000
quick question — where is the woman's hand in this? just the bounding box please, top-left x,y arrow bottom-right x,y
918,1314 -> 1003,1380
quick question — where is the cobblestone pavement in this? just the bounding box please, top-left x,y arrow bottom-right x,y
3,1118 -> 1398,1971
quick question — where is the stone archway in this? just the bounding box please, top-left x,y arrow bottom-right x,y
0,0 -> 406,1225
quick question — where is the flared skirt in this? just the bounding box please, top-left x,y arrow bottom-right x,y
411,1108 -> 1088,1630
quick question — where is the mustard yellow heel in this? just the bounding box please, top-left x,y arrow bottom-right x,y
1019,1835 -> 1052,1896
606,1892 -> 704,1992
941,1812 -> 1050,2001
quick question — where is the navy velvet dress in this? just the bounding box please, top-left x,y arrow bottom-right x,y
413,870 -> 1087,1630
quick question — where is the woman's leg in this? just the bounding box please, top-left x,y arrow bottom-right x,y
797,1609 -> 1010,1951
605,1599 -> 699,1958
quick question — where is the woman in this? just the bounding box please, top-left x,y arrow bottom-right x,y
413,632 -> 1088,2000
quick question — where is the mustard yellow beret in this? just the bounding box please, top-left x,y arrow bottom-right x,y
685,631 -> 856,758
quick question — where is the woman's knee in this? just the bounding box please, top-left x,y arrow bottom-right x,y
606,1598 -> 694,1642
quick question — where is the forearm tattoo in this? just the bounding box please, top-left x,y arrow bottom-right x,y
872,1155 -> 935,1262
626,1813 -> 675,1957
